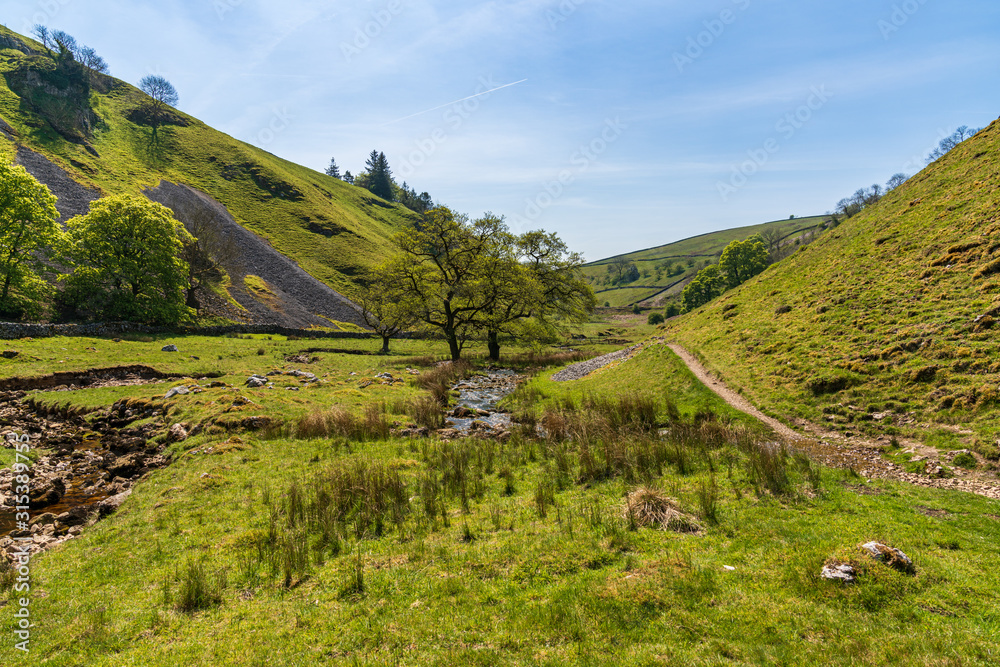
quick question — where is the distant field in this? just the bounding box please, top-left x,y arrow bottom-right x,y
583,216 -> 830,308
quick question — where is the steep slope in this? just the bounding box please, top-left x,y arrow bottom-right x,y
0,26 -> 420,326
669,117 -> 1000,453
583,215 -> 830,307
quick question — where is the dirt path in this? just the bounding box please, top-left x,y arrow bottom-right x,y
668,343 -> 1000,501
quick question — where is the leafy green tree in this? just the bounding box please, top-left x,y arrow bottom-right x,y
60,195 -> 194,324
719,235 -> 768,289
376,208 -> 503,361
480,227 -> 595,360
665,303 -> 681,318
0,161 -> 62,319
364,150 -> 394,201
681,265 -> 724,312
357,272 -> 418,354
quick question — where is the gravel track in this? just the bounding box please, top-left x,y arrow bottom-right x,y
551,344 -> 644,382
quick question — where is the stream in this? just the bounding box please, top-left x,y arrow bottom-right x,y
445,370 -> 521,433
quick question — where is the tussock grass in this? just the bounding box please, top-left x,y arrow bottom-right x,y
624,486 -> 701,533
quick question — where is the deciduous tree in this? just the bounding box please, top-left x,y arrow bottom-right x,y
0,161 -> 62,319
357,273 -> 418,354
719,235 -> 768,289
681,265 -> 724,312
139,75 -> 179,131
376,208 -> 502,361
60,195 -> 193,324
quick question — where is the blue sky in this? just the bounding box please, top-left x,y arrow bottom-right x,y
2,0 -> 999,261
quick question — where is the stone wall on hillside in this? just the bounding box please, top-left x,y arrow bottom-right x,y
0,321 -> 409,341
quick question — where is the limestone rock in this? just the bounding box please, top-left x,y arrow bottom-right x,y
165,385 -> 190,399
168,423 -> 189,442
860,541 -> 915,574
29,476 -> 65,509
161,344 -> 179,352
821,563 -> 856,583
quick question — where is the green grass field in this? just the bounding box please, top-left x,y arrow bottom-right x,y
3,335 -> 1000,665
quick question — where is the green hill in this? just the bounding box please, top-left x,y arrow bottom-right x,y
669,116 -> 1000,454
0,26 -> 420,322
583,216 -> 830,308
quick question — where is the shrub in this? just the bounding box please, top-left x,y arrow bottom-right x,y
632,304 -> 642,315
648,312 -> 665,325
952,451 -> 977,469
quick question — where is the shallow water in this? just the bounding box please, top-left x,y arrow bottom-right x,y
445,370 -> 519,432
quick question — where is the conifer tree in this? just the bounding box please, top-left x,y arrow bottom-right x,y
364,150 -> 394,201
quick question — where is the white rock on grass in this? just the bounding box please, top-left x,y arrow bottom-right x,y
161,344 -> 179,352
860,542 -> 915,573
821,563 -> 857,583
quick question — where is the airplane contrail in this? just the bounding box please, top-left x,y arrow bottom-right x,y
383,79 -> 528,125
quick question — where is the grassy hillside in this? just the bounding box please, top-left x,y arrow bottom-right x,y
0,26 -> 420,298
669,117 -> 1000,454
582,216 -> 829,308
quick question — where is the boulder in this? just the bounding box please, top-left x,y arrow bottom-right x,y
165,386 -> 190,399
245,375 -> 267,388
28,476 -> 65,509
821,563 -> 856,583
97,489 -> 132,516
860,542 -> 915,574
29,512 -> 57,527
55,507 -> 91,527
107,452 -> 146,479
161,344 -> 179,352
168,423 -> 189,442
